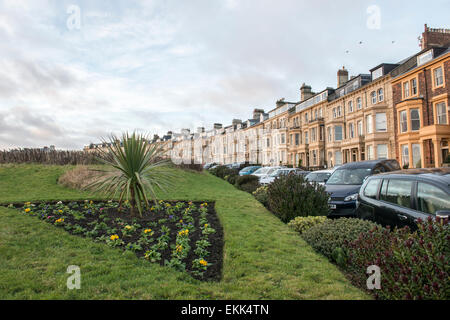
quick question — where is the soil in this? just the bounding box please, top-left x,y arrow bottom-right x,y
17,200 -> 224,282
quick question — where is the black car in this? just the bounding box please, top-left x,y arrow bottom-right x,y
325,159 -> 400,217
356,168 -> 450,229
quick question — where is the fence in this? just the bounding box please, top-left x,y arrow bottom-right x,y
0,149 -> 101,165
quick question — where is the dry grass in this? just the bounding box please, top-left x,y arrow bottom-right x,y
58,165 -> 102,190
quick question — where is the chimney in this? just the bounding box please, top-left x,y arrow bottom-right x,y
181,128 -> 190,136
197,127 -> 205,133
232,119 -> 242,126
213,123 -> 222,129
276,98 -> 285,108
300,83 -> 314,102
420,23 -> 450,50
252,108 -> 264,120
337,66 -> 349,87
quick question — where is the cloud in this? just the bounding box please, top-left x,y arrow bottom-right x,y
0,0 -> 448,150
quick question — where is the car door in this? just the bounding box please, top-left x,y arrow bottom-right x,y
376,178 -> 418,229
357,178 -> 382,222
415,181 -> 450,218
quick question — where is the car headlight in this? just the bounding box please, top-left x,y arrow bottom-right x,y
344,193 -> 358,202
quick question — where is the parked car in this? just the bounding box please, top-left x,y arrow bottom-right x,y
356,168 -> 450,229
305,168 -> 335,185
325,159 -> 401,217
259,168 -> 301,185
203,162 -> 217,170
239,166 -> 261,176
252,166 -> 279,178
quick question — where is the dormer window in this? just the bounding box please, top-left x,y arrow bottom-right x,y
417,49 -> 433,66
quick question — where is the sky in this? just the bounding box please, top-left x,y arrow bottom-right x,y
0,0 -> 449,150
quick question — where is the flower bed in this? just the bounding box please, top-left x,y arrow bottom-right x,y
17,200 -> 223,281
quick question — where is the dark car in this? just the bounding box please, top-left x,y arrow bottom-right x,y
356,168 -> 450,229
325,159 -> 400,217
203,162 -> 217,170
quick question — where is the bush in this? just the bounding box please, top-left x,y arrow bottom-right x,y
235,175 -> 260,193
252,186 -> 269,206
173,163 -> 203,172
209,166 -> 238,179
267,174 -> 329,223
58,166 -> 101,190
225,174 -> 238,185
302,218 -> 381,261
288,216 -> 327,234
344,217 -> 449,300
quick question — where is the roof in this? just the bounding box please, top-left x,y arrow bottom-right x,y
375,168 -> 450,185
336,159 -> 398,170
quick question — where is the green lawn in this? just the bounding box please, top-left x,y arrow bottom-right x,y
0,164 -> 369,299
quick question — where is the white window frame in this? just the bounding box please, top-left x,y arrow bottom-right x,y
436,102 -> 448,124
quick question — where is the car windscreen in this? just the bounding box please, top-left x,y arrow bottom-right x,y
306,172 -> 331,182
326,168 -> 372,185
253,167 -> 270,175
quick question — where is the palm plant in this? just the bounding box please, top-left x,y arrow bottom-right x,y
86,132 -> 174,217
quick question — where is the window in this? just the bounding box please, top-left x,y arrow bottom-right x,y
305,113 -> 308,122
380,179 -> 413,209
357,97 -> 362,110
417,183 -> 450,214
411,78 -> 417,95
434,67 -> 443,87
295,133 -> 299,145
412,144 -> 421,168
400,110 -> 408,133
305,131 -> 309,144
312,150 -> 317,165
371,91 -> 377,104
378,88 -> 384,102
436,102 -> 448,124
334,126 -> 343,141
366,115 -> 373,134
367,145 -> 374,160
364,179 -> 380,199
281,134 -> 285,144
401,144 -> 409,167
377,144 -> 388,159
348,101 -> 353,113
327,127 -> 332,142
403,81 -> 410,98
311,128 -> 316,142
332,108 -> 337,119
410,109 -> 420,131
267,138 -> 270,147
337,106 -> 342,117
335,151 -> 342,165
357,120 -> 363,136
375,113 -> 387,132
349,123 -> 355,138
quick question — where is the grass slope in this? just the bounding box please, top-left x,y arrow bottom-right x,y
0,164 -> 369,299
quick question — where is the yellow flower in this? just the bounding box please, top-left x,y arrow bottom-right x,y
55,218 -> 64,223
125,225 -> 132,230
110,235 -> 119,241
24,208 -> 31,213
199,259 -> 208,266
204,224 -> 208,228
176,245 -> 183,252
58,210 -> 63,213
89,200 -> 93,204
179,219 -> 183,223
178,229 -> 189,236
144,229 -> 152,234
25,202 -> 31,206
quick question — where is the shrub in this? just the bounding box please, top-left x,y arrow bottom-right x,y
302,218 -> 381,261
225,174 -> 238,185
344,217 -> 449,300
86,132 -> 174,217
209,166 -> 238,179
267,174 -> 329,223
235,175 -> 260,193
252,186 -> 269,206
58,165 -> 101,190
173,163 -> 203,172
288,216 -> 327,234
